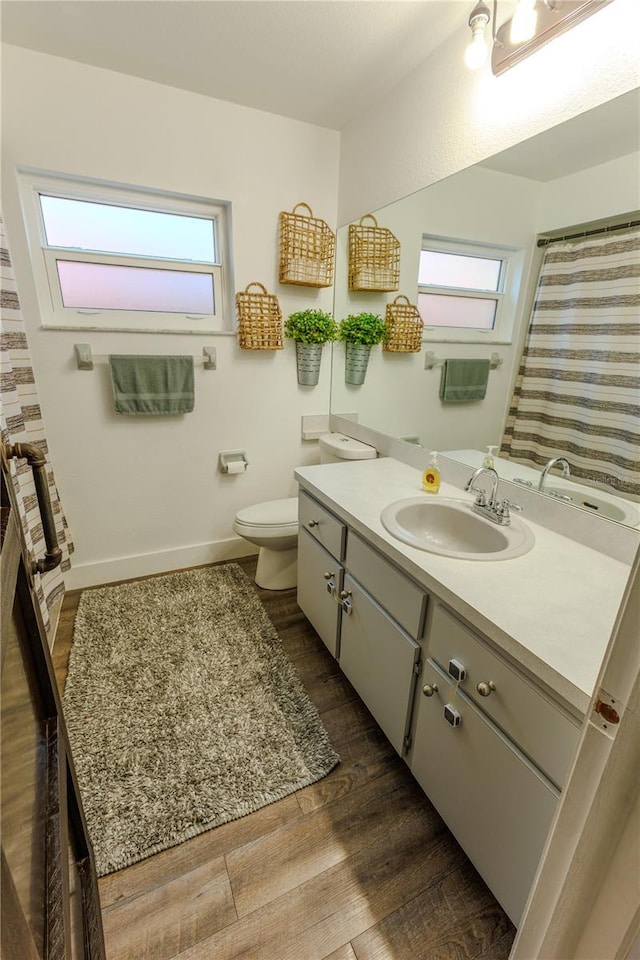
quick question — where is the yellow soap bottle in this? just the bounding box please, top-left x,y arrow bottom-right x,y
422,451 -> 441,494
484,445 -> 498,469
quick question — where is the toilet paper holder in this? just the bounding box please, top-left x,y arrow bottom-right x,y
218,450 -> 249,474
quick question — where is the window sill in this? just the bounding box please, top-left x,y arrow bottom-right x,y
40,323 -> 237,337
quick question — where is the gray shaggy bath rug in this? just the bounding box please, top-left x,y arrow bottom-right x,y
63,563 -> 339,876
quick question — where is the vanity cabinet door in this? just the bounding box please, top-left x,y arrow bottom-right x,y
339,574 -> 420,754
410,659 -> 558,924
297,528 -> 343,658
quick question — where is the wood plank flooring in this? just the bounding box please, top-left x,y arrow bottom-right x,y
53,557 -> 515,960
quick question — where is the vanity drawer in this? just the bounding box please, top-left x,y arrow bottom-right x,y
428,605 -> 580,788
346,532 -> 427,640
298,490 -> 346,562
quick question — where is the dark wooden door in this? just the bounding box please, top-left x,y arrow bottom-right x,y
1,449 -> 105,960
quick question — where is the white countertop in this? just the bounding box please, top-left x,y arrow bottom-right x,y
295,457 -> 632,716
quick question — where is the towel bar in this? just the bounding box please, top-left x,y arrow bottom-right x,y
424,351 -> 503,371
74,344 -> 217,370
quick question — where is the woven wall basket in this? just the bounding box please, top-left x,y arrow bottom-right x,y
279,202 -> 336,288
236,282 -> 283,350
384,295 -> 424,352
348,214 -> 400,292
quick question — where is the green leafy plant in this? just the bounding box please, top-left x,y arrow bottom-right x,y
284,309 -> 338,344
338,312 -> 387,345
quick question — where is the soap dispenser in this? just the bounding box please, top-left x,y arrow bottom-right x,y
422,452 -> 441,494
483,445 -> 498,469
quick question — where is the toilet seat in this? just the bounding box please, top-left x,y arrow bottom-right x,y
233,497 -> 298,538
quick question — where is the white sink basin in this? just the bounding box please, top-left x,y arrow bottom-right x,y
546,486 -> 639,525
380,497 -> 535,561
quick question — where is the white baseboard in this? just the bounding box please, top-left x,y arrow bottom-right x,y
64,537 -> 258,590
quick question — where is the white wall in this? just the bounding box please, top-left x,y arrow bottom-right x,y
538,152 -> 640,230
1,45 -> 340,588
338,0 -> 640,223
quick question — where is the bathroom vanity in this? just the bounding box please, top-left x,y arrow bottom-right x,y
294,457 -> 632,925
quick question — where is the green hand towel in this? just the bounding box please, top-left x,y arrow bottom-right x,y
439,358 -> 491,403
109,355 -> 194,415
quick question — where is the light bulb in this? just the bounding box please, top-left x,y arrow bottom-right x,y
464,2 -> 490,70
465,26 -> 489,69
510,0 -> 538,44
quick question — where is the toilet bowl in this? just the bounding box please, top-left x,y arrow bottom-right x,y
233,497 -> 299,590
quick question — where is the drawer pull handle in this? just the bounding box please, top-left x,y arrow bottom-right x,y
477,680 -> 496,697
443,704 -> 461,727
339,590 -> 352,615
307,520 -> 319,528
422,683 -> 439,697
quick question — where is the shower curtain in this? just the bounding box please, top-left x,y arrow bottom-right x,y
1,215 -> 73,642
502,226 -> 640,498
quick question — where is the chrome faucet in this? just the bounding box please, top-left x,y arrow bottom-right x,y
465,466 -> 500,508
465,466 -> 522,526
538,457 -> 571,493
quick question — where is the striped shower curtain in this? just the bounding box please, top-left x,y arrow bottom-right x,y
1,216 -> 73,642
502,227 -> 640,499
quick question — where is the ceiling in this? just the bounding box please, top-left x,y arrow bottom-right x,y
479,88 -> 640,182
0,0 -> 465,130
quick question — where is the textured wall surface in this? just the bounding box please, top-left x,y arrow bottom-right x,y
338,0 -> 640,223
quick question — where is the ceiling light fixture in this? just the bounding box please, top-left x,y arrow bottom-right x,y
463,0 -> 613,75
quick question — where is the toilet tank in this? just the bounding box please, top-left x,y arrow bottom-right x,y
319,432 -> 377,464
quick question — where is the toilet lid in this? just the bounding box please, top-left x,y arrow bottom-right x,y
319,432 -> 377,459
235,497 -> 298,527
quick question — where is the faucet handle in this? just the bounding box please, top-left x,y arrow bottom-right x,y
495,499 -> 522,520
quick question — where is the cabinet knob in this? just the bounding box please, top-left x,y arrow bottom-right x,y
323,572 -> 334,581
476,680 -> 496,697
422,683 -> 439,697
339,590 -> 351,600
307,520 -> 319,528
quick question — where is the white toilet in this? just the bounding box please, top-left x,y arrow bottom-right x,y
232,433 -> 376,591
233,497 -> 299,591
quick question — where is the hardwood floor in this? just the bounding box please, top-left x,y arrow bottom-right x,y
53,557 -> 515,960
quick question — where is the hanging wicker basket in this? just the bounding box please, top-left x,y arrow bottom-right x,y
236,282 -> 283,350
348,214 -> 400,292
384,295 -> 424,352
279,202 -> 336,288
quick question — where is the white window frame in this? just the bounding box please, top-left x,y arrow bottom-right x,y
418,235 -> 524,344
17,169 -> 234,334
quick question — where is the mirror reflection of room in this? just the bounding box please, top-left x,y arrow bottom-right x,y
331,91 -> 640,526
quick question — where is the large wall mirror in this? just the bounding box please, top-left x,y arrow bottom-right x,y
331,89 -> 640,528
